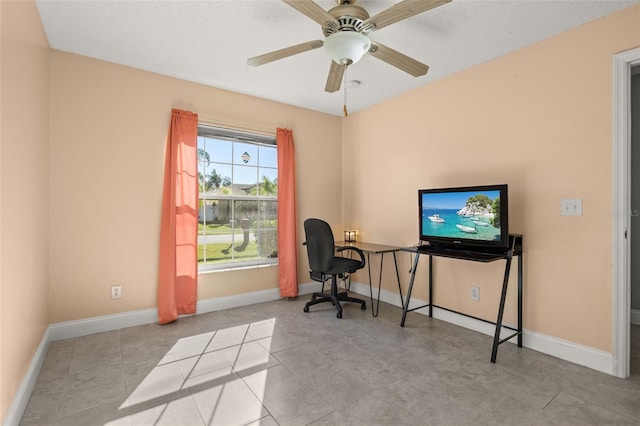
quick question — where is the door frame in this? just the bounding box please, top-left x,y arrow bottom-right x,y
612,47 -> 640,378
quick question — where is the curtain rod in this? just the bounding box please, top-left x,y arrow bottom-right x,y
196,116 -> 277,138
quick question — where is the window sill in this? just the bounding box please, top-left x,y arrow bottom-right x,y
198,261 -> 278,275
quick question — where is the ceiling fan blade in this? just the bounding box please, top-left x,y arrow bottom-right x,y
282,0 -> 340,27
368,42 -> 429,77
247,40 -> 324,66
325,61 -> 345,93
364,0 -> 452,31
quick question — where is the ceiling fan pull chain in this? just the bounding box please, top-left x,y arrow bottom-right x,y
343,65 -> 349,117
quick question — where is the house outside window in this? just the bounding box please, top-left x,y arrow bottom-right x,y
197,125 -> 278,271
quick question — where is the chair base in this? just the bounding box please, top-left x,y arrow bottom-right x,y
303,286 -> 366,319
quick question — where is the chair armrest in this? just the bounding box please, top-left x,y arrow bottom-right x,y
336,246 -> 365,268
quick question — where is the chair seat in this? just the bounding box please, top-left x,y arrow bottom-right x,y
325,256 -> 362,276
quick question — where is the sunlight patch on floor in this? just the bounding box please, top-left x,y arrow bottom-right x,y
110,318 -> 276,425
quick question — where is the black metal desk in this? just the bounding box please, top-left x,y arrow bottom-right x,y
400,235 -> 523,363
336,241 -> 404,317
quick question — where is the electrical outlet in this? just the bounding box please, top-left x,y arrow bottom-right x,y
471,286 -> 480,301
111,285 -> 122,299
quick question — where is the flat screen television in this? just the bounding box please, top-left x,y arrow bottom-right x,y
419,184 -> 509,250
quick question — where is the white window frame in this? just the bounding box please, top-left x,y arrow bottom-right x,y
197,124 -> 278,272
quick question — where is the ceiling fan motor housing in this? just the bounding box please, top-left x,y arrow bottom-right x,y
323,4 -> 373,36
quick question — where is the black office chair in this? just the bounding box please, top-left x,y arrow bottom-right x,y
302,218 -> 366,318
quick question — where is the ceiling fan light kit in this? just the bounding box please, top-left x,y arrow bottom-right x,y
324,31 -> 371,65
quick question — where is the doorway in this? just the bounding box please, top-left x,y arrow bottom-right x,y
630,65 -> 640,375
613,48 -> 640,378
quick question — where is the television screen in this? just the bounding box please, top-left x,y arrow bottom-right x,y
419,184 -> 509,249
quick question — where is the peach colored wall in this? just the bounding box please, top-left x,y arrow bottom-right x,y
48,51 -> 342,323
0,0 -> 50,422
3,3 -> 637,419
342,5 -> 640,352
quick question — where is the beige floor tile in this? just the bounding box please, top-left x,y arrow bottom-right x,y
19,299 -> 640,426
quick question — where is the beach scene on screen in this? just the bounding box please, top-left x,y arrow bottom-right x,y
421,190 -> 502,241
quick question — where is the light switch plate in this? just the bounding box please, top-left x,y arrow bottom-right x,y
561,198 -> 582,216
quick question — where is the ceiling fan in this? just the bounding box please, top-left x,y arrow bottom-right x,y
247,0 -> 452,93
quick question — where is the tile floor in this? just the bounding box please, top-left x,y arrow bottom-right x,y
20,297 -> 640,425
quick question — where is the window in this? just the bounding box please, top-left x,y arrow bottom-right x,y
197,125 -> 278,271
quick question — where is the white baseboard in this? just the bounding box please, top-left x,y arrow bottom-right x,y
523,328 -> 613,374
3,328 -> 50,426
347,280 -> 614,375
631,308 -> 640,326
49,283 -> 318,342
197,283 -> 317,314
49,308 -> 159,341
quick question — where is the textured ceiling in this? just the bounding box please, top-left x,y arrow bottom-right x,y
35,0 -> 639,116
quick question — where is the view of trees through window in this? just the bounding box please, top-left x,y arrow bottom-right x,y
197,126 -> 278,269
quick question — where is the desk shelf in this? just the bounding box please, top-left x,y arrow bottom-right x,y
400,235 -> 523,363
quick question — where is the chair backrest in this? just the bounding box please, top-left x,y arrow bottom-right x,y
303,218 -> 335,274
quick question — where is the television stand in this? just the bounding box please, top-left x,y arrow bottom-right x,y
401,235 -> 523,363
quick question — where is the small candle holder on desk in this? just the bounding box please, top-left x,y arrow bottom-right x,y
344,230 -> 357,243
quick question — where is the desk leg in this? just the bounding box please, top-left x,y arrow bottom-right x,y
368,253 -> 385,318
393,252 -> 404,309
491,256 -> 513,363
401,254 -> 421,327
428,255 -> 433,318
366,253 -> 373,314
518,253 -> 523,348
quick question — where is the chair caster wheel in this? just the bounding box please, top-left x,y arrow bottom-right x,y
361,304 -> 366,310
336,312 -> 342,319
303,306 -> 309,313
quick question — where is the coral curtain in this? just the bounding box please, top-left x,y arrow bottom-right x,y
277,128 -> 299,297
158,109 -> 199,324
